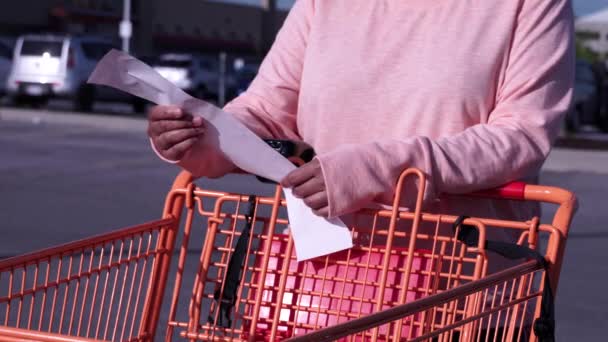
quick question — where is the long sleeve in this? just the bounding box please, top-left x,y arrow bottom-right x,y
317,0 -> 575,218
175,0 -> 313,178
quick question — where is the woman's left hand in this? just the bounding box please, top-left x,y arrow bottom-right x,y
280,158 -> 329,217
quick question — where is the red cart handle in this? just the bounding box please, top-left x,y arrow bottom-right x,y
470,181 -> 527,200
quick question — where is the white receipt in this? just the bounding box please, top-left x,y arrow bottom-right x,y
88,49 -> 352,261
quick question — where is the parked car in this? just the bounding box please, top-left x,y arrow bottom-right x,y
6,34 -> 143,112
0,40 -> 13,95
152,53 -> 221,100
234,63 -> 259,96
566,60 -> 603,133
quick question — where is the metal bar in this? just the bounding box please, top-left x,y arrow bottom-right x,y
112,238 -> 135,341
27,263 -> 39,330
86,246 -> 104,337
232,200 -> 260,337
476,288 -> 491,342
139,180 -> 188,342
121,0 -> 131,53
38,260 -> 51,331
0,219 -> 173,270
0,326 -> 102,342
187,213 -> 219,336
269,233 -> 295,341
443,228 -> 462,336
0,252 -> 170,305
312,256 -> 331,333
286,260 -> 541,342
165,202 -> 195,341
102,240 -> 125,340
391,171 -> 427,342
67,251 -> 86,334
334,245 -> 354,332
247,186 -> 282,339
516,273 -> 535,342
16,267 -> 26,328
491,281 -> 510,341
437,241 -> 451,335
76,249 -> 96,336
502,276 -> 521,342
357,212 -> 379,333
408,292 -> 539,342
218,52 -> 227,107
485,284 -> 498,342
48,256 -> 63,333
418,218 -> 442,338
205,198 -> 243,341
129,232 -> 154,340
290,250 -> 313,338
120,234 -> 144,342
94,243 -> 115,339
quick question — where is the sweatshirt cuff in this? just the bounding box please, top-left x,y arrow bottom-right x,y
149,138 -> 179,164
317,139 -> 439,218
316,144 -> 385,218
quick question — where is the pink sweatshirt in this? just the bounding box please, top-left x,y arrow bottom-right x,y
176,0 -> 574,221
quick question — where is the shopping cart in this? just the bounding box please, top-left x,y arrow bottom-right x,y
0,168 -> 576,341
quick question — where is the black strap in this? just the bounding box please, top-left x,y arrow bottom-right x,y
453,216 -> 555,342
208,195 -> 257,328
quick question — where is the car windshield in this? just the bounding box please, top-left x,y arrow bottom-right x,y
20,40 -> 62,57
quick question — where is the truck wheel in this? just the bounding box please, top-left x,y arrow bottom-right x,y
132,97 -> 147,114
12,95 -> 47,108
75,84 -> 95,112
11,95 -> 27,107
565,107 -> 582,134
30,96 -> 49,109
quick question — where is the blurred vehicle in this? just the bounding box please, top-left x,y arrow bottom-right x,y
0,40 -> 13,95
234,64 -> 259,96
566,60 -> 603,133
230,56 -> 260,98
6,34 -> 143,112
152,53 -> 220,100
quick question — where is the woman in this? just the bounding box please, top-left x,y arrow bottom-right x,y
147,0 -> 573,224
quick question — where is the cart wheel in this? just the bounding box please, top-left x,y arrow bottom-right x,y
132,97 -> 147,114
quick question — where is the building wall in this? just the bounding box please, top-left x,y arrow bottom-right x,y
0,0 -> 289,56
135,0 -> 288,55
0,0 -> 56,34
136,0 -> 262,55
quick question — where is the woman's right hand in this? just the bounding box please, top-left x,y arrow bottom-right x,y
147,105 -> 205,161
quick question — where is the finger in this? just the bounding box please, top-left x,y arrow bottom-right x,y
281,162 -> 317,188
192,116 -> 204,127
157,128 -> 203,151
313,207 -> 330,218
148,105 -> 183,121
163,137 -> 198,161
292,176 -> 324,199
303,191 -> 328,211
149,119 -> 203,137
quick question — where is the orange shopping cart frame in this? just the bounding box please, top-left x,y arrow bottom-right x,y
0,168 -> 577,341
